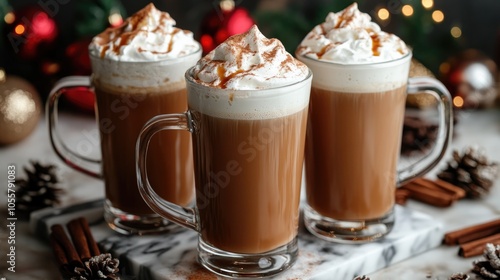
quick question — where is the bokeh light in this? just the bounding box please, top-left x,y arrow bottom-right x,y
450,26 -> 462,38
453,96 -> 464,108
422,0 -> 434,9
377,8 -> 390,21
432,10 -> 444,23
402,5 -> 414,17
4,12 -> 15,24
14,24 -> 25,35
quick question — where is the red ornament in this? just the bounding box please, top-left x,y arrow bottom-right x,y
58,38 -> 95,113
199,0 -> 254,54
63,86 -> 95,113
5,6 -> 58,60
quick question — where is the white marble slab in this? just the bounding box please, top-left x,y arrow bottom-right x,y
30,200 -> 443,280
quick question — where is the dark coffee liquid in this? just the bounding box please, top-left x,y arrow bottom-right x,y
191,108 -> 307,253
305,86 -> 406,220
95,84 -> 195,215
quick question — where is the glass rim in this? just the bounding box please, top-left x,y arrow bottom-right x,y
185,67 -> 313,94
88,42 -> 203,64
296,50 -> 413,68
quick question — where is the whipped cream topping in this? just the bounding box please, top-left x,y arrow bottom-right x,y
296,3 -> 409,64
89,3 -> 199,61
192,25 -> 309,90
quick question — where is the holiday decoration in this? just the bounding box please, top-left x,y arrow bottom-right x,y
72,254 -> 120,280
62,0 -> 126,112
4,5 -> 58,61
63,38 -> 95,113
472,243 -> 500,280
401,115 -> 438,156
15,161 -> 63,219
448,273 -> 470,280
440,49 -> 498,109
50,218 -> 121,280
437,147 -> 499,198
0,70 -> 42,145
199,0 -> 254,54
407,59 -> 437,108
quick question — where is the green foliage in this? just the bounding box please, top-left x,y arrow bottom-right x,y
74,0 -> 127,38
254,1 -> 360,53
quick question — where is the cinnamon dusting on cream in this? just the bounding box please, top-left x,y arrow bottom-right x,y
192,25 -> 308,90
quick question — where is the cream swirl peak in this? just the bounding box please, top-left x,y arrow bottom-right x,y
89,3 -> 199,61
296,3 -> 409,64
192,25 -> 309,90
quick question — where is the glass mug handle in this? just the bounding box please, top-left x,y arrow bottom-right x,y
46,76 -> 102,178
136,111 -> 198,231
397,76 -> 453,185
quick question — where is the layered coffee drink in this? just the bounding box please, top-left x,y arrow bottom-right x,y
189,26 -> 310,254
88,4 -> 201,231
296,3 -> 411,239
304,87 -> 406,220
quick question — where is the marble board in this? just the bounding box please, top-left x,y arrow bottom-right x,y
30,199 -> 443,279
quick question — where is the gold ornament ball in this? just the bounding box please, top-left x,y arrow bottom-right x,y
0,71 -> 42,145
406,59 -> 437,108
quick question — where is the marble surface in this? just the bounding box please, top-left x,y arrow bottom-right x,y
28,200 -> 443,280
0,108 -> 499,280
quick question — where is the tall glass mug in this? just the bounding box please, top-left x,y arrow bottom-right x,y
136,65 -> 311,277
296,51 -> 452,243
47,49 -> 201,235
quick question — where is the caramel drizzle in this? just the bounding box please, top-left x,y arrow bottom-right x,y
371,35 -> 381,56
217,65 -> 244,89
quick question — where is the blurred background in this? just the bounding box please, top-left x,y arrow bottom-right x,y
0,0 -> 499,112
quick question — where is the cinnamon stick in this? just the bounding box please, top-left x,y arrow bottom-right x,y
458,233 -> 500,257
49,224 -> 82,268
49,234 -> 68,268
444,219 -> 500,245
67,217 -> 100,261
433,179 -> 466,199
395,188 -> 410,205
413,178 -> 465,200
400,182 -> 455,207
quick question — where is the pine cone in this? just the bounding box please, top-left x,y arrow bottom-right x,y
16,161 -> 64,218
437,147 -> 499,198
71,254 -> 120,280
472,243 -> 500,279
449,272 -> 471,280
401,115 -> 438,156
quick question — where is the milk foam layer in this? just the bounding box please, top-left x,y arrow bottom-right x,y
187,69 -> 312,120
192,25 -> 309,90
299,53 -> 411,93
188,25 -> 311,119
88,3 -> 201,90
296,3 -> 409,64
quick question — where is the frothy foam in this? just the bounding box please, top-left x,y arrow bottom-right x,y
296,3 -> 409,64
89,3 -> 199,62
188,25 -> 311,119
298,54 -> 410,93
88,3 -> 201,91
192,25 -> 309,90
187,69 -> 312,120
